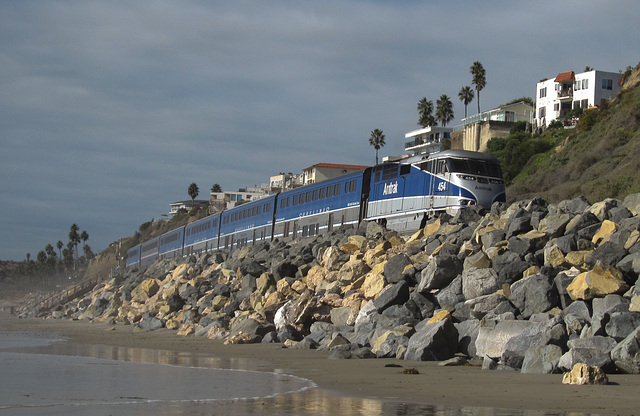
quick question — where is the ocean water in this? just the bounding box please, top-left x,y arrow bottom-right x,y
0,331 -> 591,416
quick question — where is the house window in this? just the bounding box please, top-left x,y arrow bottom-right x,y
554,103 -> 560,112
539,87 -> 547,98
602,79 -> 613,90
581,99 -> 588,109
538,107 -> 546,119
582,79 -> 588,89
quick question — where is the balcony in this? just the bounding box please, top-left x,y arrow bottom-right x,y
557,88 -> 573,99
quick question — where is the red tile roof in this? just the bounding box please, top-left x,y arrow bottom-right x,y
554,71 -> 575,82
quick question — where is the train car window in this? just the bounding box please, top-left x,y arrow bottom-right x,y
292,195 -> 298,206
327,185 -> 333,198
306,191 -> 312,202
400,165 -> 411,176
349,179 -> 357,193
420,160 -> 433,172
319,187 -> 325,199
213,219 -> 218,228
313,189 -> 319,201
334,184 -> 341,196
344,182 -> 348,194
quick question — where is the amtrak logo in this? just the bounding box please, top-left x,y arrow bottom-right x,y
383,181 -> 398,195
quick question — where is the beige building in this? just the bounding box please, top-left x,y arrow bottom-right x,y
302,163 -> 369,185
453,101 -> 534,152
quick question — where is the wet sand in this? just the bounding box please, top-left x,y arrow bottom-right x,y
1,312 -> 638,416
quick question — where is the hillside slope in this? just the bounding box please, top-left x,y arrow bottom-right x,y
508,62 -> 640,203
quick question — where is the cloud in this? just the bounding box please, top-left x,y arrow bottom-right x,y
1,0 -> 638,260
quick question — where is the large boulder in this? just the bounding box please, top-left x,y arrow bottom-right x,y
558,336 -> 618,372
417,255 -> 463,292
562,363 -> 609,385
521,344 -> 564,374
404,319 -> 458,361
475,318 -> 532,360
373,281 -> 410,313
462,267 -> 501,300
509,273 -> 559,319
567,264 -> 629,301
611,326 -> 640,373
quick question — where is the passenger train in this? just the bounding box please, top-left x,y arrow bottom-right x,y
126,150 -> 505,268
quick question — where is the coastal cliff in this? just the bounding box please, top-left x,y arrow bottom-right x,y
24,194 -> 640,376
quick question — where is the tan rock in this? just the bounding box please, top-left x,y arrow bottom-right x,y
337,259 -> 371,284
545,245 -> 566,268
131,278 -> 161,303
339,242 -> 361,254
567,264 -> 629,300
427,310 -> 451,324
171,263 -> 190,281
304,265 -> 328,292
625,230 -> 640,250
291,280 -> 307,294
211,295 -> 229,311
363,242 -> 390,267
177,325 -> 195,336
320,293 -> 343,307
322,246 -> 344,270
276,278 -> 295,299
562,363 -> 609,385
464,251 -> 491,270
592,220 -> 619,246
522,266 -> 540,278
564,250 -> 592,269
630,295 -> 640,312
256,273 -> 275,295
361,269 -> 387,300
372,324 -> 415,354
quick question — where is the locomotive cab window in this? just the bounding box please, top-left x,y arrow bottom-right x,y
399,165 -> 411,176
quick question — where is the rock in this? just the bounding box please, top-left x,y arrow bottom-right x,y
404,319 -> 458,361
558,336 -> 618,372
509,273 -> 559,319
455,319 -> 480,357
330,306 -> 353,327
131,279 -> 161,302
384,253 -> 412,284
585,241 -> 627,268
417,255 -> 463,292
465,293 -> 507,319
567,263 -> 629,301
373,281 -> 410,313
462,267 -> 501,300
611,326 -> 640,373
475,318 -> 532,360
605,311 -> 640,341
521,344 -> 563,374
361,263 -> 387,299
562,363 -> 609,385
273,290 -> 317,332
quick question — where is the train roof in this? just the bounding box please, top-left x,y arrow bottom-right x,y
396,150 -> 500,165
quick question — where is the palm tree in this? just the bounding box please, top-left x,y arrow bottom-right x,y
368,129 -> 386,165
417,97 -> 435,128
80,231 -> 89,250
210,183 -> 222,193
68,224 -> 80,259
436,94 -> 454,127
188,182 -> 199,208
470,61 -> 486,114
458,86 -> 474,118
56,240 -> 64,259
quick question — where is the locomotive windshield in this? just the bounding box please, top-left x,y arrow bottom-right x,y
419,157 -> 502,178
449,158 -> 502,178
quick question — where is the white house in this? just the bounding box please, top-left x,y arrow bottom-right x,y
535,69 -> 623,128
404,126 -> 452,156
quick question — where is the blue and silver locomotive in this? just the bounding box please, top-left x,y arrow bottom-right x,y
126,149 -> 505,268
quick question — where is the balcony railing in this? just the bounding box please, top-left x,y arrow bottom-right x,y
557,89 -> 573,98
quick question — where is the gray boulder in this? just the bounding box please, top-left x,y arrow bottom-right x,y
559,336 -> 618,372
605,311 -> 640,341
417,255 -> 463,292
509,273 -> 558,319
611,326 -> 640,373
521,344 -> 564,374
384,253 -> 413,284
373,281 -> 410,313
404,319 -> 458,361
462,267 -> 502,300
434,275 -> 464,308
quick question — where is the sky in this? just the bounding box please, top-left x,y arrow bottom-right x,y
1,1 -> 639,261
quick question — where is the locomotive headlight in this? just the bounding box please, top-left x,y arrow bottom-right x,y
489,179 -> 504,184
456,174 -> 476,181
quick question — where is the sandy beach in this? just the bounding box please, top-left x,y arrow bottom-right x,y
1,312 -> 638,415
